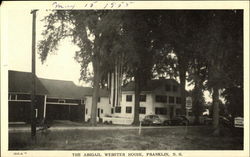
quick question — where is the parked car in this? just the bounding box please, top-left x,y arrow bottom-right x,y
169,116 -> 189,125
203,115 -> 213,125
202,115 -> 234,127
141,115 -> 164,126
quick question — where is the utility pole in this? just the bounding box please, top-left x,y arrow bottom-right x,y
31,9 -> 38,140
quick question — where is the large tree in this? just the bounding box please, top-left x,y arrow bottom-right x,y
160,11 -> 200,115
121,11 -> 161,125
196,10 -> 243,135
38,10 -> 133,126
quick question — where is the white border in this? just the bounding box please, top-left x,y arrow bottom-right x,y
1,1 -> 249,157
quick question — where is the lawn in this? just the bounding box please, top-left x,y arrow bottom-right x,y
9,126 -> 243,150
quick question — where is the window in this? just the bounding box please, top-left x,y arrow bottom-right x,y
126,95 -> 132,102
155,107 -> 167,115
139,95 -> 146,102
98,97 -> 101,102
139,107 -> 146,114
126,106 -> 132,113
111,108 -> 114,114
169,96 -> 175,103
9,94 -> 17,100
176,109 -> 181,115
115,106 -> 121,113
155,95 -> 167,103
101,109 -> 103,114
81,99 -> 85,105
176,97 -> 181,104
18,94 -> 30,100
165,84 -> 171,91
47,98 -> 58,102
86,108 -> 88,114
188,112 -> 193,116
58,99 -> 66,103
173,85 -> 178,92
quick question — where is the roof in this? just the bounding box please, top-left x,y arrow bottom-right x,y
122,79 -> 180,92
8,70 -> 48,95
8,70 -> 109,99
39,78 -> 84,99
76,87 -> 109,97
40,78 -> 109,98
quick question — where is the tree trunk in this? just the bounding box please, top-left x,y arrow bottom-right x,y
212,86 -> 220,135
90,61 -> 100,126
178,57 -> 187,115
132,71 -> 140,125
193,81 -> 202,125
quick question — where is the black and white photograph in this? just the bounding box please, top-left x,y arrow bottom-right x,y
1,1 -> 249,157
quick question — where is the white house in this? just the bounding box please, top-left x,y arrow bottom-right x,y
82,78 -> 184,124
104,78 -> 183,124
83,89 -> 110,122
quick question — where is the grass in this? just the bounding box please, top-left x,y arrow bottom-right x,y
9,126 -> 243,150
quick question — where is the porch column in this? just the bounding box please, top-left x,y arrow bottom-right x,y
43,95 -> 47,118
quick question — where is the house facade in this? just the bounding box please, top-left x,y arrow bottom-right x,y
8,70 -> 48,123
110,79 -> 182,122
9,70 -> 184,125
84,95 -> 110,122
8,70 -> 109,124
39,78 -> 86,122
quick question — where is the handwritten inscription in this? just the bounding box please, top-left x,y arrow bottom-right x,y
52,2 -> 75,9
51,1 -> 134,10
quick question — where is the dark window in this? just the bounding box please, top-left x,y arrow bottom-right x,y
67,99 -> 80,104
81,99 -> 85,104
101,109 -> 103,114
176,109 -> 181,115
188,112 -> 193,116
126,95 -> 132,102
115,106 -> 121,113
86,108 -> 88,114
173,85 -> 178,92
139,107 -> 146,114
98,97 -> 101,102
111,108 -> 114,114
165,84 -> 171,91
176,97 -> 181,104
155,95 -> 167,103
18,94 -> 30,100
169,96 -> 175,103
58,99 -> 66,103
139,95 -> 146,102
47,98 -> 58,102
126,106 -> 132,113
155,107 -> 167,115
9,94 -> 17,100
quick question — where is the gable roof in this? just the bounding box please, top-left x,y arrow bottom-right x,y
39,78 -> 84,99
9,70 -> 109,99
8,70 -> 48,95
40,78 -> 109,98
122,79 -> 180,92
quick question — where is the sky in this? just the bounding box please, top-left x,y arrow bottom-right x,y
7,9 -> 87,86
6,9 -> 212,102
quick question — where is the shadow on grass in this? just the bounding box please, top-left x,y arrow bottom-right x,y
9,126 -> 243,150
